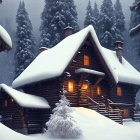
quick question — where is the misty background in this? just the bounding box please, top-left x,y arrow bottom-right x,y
0,0 -> 140,102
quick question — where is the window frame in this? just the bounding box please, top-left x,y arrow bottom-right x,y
68,80 -> 74,93
84,55 -> 90,66
123,109 -> 129,117
117,86 -> 122,96
97,86 -> 101,96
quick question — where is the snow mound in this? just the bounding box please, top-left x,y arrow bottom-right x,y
0,107 -> 140,140
72,107 -> 140,140
0,123 -> 34,140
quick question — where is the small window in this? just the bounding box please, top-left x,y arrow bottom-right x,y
97,86 -> 101,95
68,81 -> 74,92
123,109 -> 129,117
84,55 -> 89,66
4,100 -> 8,107
117,86 -> 122,96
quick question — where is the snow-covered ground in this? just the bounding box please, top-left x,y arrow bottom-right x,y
1,107 -> 140,140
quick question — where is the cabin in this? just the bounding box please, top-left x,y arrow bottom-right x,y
12,25 -> 140,127
0,84 -> 50,134
0,25 -> 12,52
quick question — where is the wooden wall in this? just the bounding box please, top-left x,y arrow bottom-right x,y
23,79 -> 61,125
110,83 -> 136,118
0,94 -> 26,133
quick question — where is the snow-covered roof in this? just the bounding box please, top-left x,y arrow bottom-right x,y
0,84 -> 50,109
75,68 -> 105,76
0,25 -> 12,49
12,25 -> 140,88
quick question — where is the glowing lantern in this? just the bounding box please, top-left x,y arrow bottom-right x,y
82,84 -> 88,90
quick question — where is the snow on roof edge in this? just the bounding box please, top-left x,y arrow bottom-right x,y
0,25 -> 12,49
87,25 -> 119,83
12,25 -> 140,88
0,84 -> 50,109
75,68 -> 105,76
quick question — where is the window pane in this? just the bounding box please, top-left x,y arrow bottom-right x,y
84,55 -> 89,66
68,81 -> 74,92
117,86 -> 122,96
97,86 -> 101,95
123,109 -> 129,117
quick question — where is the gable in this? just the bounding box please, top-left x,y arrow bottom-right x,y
65,35 -> 115,85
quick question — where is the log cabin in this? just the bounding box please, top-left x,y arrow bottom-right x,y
12,25 -> 140,127
0,84 -> 50,134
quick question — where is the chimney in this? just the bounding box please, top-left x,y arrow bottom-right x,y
115,41 -> 123,63
64,23 -> 73,38
39,47 -> 49,54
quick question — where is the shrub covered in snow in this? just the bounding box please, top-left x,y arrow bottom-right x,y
46,91 -> 82,138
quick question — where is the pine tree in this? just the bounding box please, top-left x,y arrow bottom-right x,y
40,0 -> 79,48
84,1 -> 94,28
65,0 -> 79,32
130,0 -> 140,55
114,0 -> 125,32
46,90 -> 82,138
98,0 -> 116,49
40,0 -> 52,48
0,0 -> 2,4
14,0 -> 35,78
92,2 -> 100,36
114,0 -> 125,41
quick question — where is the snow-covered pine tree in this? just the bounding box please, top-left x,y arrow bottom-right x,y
14,0 -> 35,78
84,0 -> 94,28
40,0 -> 79,48
92,2 -> 100,36
65,0 -> 79,33
98,0 -> 116,49
114,0 -> 125,41
40,0 -> 52,48
46,90 -> 82,138
130,0 -> 140,55
114,0 -> 125,32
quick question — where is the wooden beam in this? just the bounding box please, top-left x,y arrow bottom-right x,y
93,77 -> 104,87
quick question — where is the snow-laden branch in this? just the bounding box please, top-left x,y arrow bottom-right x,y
129,24 -> 140,36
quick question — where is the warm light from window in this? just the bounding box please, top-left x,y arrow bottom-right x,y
82,84 -> 88,90
117,86 -> 122,96
4,100 -> 8,107
68,81 -> 74,92
123,109 -> 129,117
11,98 -> 14,102
84,55 -> 89,66
97,86 -> 101,95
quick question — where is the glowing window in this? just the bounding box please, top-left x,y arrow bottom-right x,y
82,84 -> 88,90
84,55 -> 89,66
123,109 -> 129,117
97,86 -> 101,95
117,86 -> 122,96
68,81 -> 74,92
